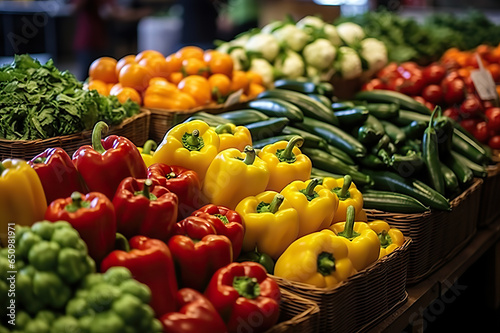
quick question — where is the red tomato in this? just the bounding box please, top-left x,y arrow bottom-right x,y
485,107 -> 500,132
460,95 -> 483,117
421,84 -> 444,105
362,78 -> 386,91
422,63 -> 447,85
377,62 -> 399,80
488,135 -> 500,149
473,121 -> 490,143
398,75 -> 426,96
460,118 -> 480,134
442,78 -> 466,105
443,107 -> 460,121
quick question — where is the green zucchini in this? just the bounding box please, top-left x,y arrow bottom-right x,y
294,117 -> 366,158
354,115 -> 386,145
281,126 -> 327,149
363,102 -> 400,119
440,161 -> 460,197
355,89 -> 432,115
307,94 -> 332,107
402,120 -> 428,140
333,107 -> 369,126
380,120 -> 406,145
218,109 -> 270,125
451,151 -> 488,178
245,117 -> 289,141
361,190 -> 430,213
325,144 -> 356,166
302,147 -> 373,186
452,128 -> 491,165
246,98 -> 304,122
331,101 -> 356,111
252,135 -> 296,149
310,167 -> 344,180
257,89 -> 339,126
390,152 -> 424,176
362,169 -> 450,211
356,154 -> 387,170
273,79 -> 334,97
390,110 -> 431,127
422,108 -> 446,195
442,151 -> 474,187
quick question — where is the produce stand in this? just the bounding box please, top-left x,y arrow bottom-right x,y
369,218 -> 500,332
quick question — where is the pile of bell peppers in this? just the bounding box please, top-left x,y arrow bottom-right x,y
0,117 -> 410,331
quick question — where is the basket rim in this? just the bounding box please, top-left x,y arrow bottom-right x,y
270,237 -> 412,293
0,108 -> 150,145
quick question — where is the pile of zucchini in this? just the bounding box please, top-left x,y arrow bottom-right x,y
185,79 -> 493,214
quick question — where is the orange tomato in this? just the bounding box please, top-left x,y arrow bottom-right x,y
175,46 -> 204,61
204,50 -> 234,77
109,83 -> 124,96
114,87 -> 142,105
181,58 -> 209,77
488,63 -> 500,82
245,70 -> 264,86
246,82 -> 266,99
118,63 -> 152,92
144,83 -> 179,98
139,56 -> 170,78
135,49 -> 164,63
87,79 -> 110,95
89,57 -> 118,84
208,73 -> 231,102
230,70 -> 250,93
457,67 -> 471,79
178,75 -> 211,107
149,77 -> 170,86
441,47 -> 460,61
496,85 -> 500,98
115,55 -> 137,78
168,72 -> 184,85
165,54 -> 183,73
143,91 -> 196,110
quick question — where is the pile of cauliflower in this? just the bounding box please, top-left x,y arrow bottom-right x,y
216,16 -> 388,87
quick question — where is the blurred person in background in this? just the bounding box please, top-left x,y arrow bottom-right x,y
71,0 -> 152,81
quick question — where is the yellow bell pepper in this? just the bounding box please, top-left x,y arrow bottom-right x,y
235,191 -> 299,260
202,146 -> 270,210
213,123 -> 253,152
280,178 -> 338,238
137,139 -> 157,167
151,120 -> 220,181
329,205 -> 380,271
322,175 -> 364,223
0,159 -> 47,245
258,136 -> 312,192
274,229 -> 357,288
367,220 -> 405,259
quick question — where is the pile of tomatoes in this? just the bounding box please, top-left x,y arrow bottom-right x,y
85,47 -> 266,110
362,44 -> 500,150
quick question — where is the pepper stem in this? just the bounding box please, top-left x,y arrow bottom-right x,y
142,140 -> 157,155
215,214 -> 229,225
166,172 -> 177,179
134,179 -> 157,201
215,123 -> 233,134
256,194 -> 284,214
379,230 -> 393,248
242,146 -> 256,165
187,130 -> 200,146
279,136 -> 303,162
0,163 -> 5,173
33,157 -> 47,164
232,276 -> 261,299
338,205 -> 360,240
299,178 -> 320,201
317,252 -> 335,276
92,121 -> 109,154
340,175 -> 352,198
115,233 -> 130,252
65,192 -> 91,213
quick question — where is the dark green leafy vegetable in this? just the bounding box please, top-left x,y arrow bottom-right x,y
0,54 -> 139,140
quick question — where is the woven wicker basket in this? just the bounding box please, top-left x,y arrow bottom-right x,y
271,238 -> 411,332
265,289 -> 320,333
365,179 -> 483,285
477,163 -> 500,228
0,109 -> 151,161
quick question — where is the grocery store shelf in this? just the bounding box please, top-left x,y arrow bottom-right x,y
369,219 -> 500,332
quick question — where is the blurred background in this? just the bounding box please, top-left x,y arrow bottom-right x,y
1,0 -> 500,81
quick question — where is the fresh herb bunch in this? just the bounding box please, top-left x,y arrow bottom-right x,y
0,54 -> 139,140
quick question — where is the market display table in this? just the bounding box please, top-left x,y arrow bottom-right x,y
369,219 -> 500,333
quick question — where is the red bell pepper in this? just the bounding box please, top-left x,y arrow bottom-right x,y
101,235 -> 178,317
44,191 -> 116,264
191,204 -> 245,258
28,147 -> 88,204
168,216 -> 233,292
160,288 -> 228,333
113,177 -> 178,241
204,262 -> 281,333
72,121 -> 147,200
147,163 -> 202,219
